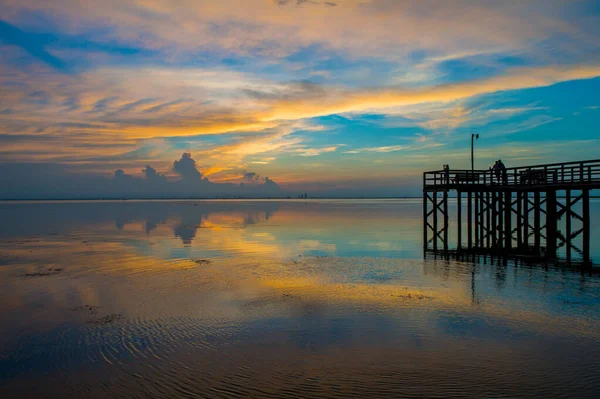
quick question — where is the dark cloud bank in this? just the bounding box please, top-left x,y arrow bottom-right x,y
0,153 -> 283,199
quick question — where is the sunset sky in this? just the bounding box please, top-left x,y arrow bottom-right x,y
0,0 -> 599,197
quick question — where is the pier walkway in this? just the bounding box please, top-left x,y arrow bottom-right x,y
423,159 -> 600,263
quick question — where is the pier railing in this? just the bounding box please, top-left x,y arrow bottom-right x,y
424,159 -> 600,190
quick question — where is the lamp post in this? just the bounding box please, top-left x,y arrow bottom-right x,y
471,133 -> 479,172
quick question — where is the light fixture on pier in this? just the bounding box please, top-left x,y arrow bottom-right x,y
471,133 -> 479,172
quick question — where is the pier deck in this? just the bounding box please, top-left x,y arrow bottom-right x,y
423,159 -> 600,264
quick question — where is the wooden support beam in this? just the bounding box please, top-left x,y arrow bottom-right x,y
423,191 -> 428,250
491,191 -> 497,248
457,192 -> 462,249
443,190 -> 449,252
565,189 -> 571,261
505,191 -> 512,250
534,191 -> 541,253
523,192 -> 529,249
481,192 -> 486,248
477,193 -> 483,247
496,191 -> 502,248
468,191 -> 473,249
486,192 -> 491,248
557,193 -> 584,219
516,191 -> 522,247
498,191 -> 504,248
583,189 -> 590,263
546,190 -> 557,258
570,227 -> 584,240
433,191 -> 438,250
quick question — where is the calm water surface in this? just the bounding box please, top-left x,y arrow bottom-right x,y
1,199 -> 600,398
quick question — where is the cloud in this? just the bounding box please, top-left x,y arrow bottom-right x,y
250,157 -> 276,164
1,0 -> 595,63
258,65 -> 600,122
1,63 -> 597,145
243,172 -> 260,182
173,153 -> 204,180
262,176 -> 280,189
0,62 -> 597,186
0,153 -> 285,199
344,145 -> 408,154
296,145 -> 341,156
382,103 -> 552,133
142,164 -> 167,184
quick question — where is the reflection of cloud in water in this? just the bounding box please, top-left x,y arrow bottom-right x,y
3,238 -> 599,344
0,200 -> 426,259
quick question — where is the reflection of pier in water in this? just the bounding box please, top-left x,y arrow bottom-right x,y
424,249 -> 600,306
423,159 -> 600,264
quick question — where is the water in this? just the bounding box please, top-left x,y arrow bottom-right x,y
1,199 -> 599,398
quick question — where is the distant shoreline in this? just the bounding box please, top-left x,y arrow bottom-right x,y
0,197 -> 423,201
1,195 -> 599,201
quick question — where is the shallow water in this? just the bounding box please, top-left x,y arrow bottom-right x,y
1,199 -> 599,398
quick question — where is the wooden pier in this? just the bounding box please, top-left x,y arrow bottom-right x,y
423,159 -> 600,263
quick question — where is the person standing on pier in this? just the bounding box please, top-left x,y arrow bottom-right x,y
443,164 -> 450,184
491,161 -> 501,184
498,159 -> 507,184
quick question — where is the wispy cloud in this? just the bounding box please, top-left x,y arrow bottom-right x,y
345,145 -> 408,154
250,157 -> 276,164
0,63 -> 597,177
295,145 -> 342,156
2,0 -> 594,62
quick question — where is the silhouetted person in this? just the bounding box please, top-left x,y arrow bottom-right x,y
497,159 -> 507,184
443,164 -> 450,184
491,160 -> 501,184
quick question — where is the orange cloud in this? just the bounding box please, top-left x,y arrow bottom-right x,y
1,0 -> 592,61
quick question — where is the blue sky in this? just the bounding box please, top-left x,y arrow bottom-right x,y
0,0 -> 599,197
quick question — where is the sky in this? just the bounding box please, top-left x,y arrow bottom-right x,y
0,0 -> 599,198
